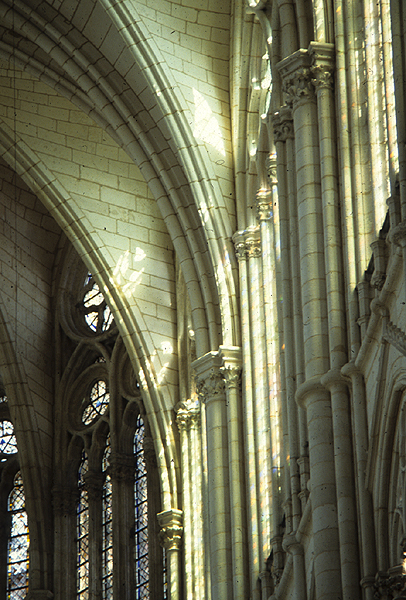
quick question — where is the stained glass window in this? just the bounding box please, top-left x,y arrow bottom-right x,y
81,274 -> 113,334
102,437 -> 113,599
7,472 -> 29,600
77,452 -> 89,600
0,421 -> 18,458
82,381 -> 110,425
134,415 -> 149,599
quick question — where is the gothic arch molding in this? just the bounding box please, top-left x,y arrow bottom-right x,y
0,122 -> 180,510
0,0 -> 241,351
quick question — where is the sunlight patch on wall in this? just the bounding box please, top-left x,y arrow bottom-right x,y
193,89 -> 225,157
111,249 -> 145,298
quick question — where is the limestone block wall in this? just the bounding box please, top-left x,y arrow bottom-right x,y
0,62 -> 178,414
0,156 -> 60,477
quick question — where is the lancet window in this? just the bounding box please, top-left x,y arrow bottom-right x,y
55,248 -> 164,600
0,397 -> 29,600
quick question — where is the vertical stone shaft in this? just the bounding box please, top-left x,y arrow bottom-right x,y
278,49 -> 342,600
311,42 -> 361,600
84,471 -> 103,600
232,232 -> 260,597
157,509 -> 183,600
220,347 -> 248,600
175,399 -> 204,600
110,455 -> 135,600
255,185 -> 284,540
272,114 -> 301,534
194,352 -> 232,600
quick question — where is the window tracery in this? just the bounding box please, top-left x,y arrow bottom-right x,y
55,247 -> 163,600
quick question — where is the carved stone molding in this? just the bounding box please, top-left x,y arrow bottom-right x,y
157,508 -> 183,551
175,398 -> 201,431
383,321 -> 406,357
219,346 -> 242,393
277,50 -> 314,109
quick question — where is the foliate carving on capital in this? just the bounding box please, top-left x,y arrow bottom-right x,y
282,67 -> 314,107
311,65 -> 334,91
309,42 -> 335,92
220,365 -> 242,391
196,369 -> 225,404
267,156 -> 278,185
272,110 -> 294,143
373,572 -> 406,599
175,398 -> 201,431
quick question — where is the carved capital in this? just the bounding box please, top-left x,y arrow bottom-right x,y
157,509 -> 183,550
109,453 -> 136,481
309,42 -> 335,92
233,226 -> 261,260
277,50 -> 314,108
175,398 -> 201,431
255,188 -> 273,222
272,107 -> 294,142
196,369 -> 225,403
220,365 -> 242,391
84,470 -> 104,500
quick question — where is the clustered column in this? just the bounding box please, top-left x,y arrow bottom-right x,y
277,49 -> 342,600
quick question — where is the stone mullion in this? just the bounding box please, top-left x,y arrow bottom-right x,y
84,471 -> 104,600
196,354 -> 232,600
175,399 -> 203,600
311,41 -> 361,600
109,455 -> 135,600
220,348 -> 248,600
231,234 -> 260,598
158,509 -> 183,600
52,486 -> 78,600
278,49 -> 342,600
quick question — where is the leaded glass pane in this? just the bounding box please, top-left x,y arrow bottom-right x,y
102,436 -> 113,599
77,452 -> 89,600
82,381 -> 109,425
81,274 -> 113,333
0,420 -> 18,456
134,416 -> 149,599
7,472 -> 29,600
